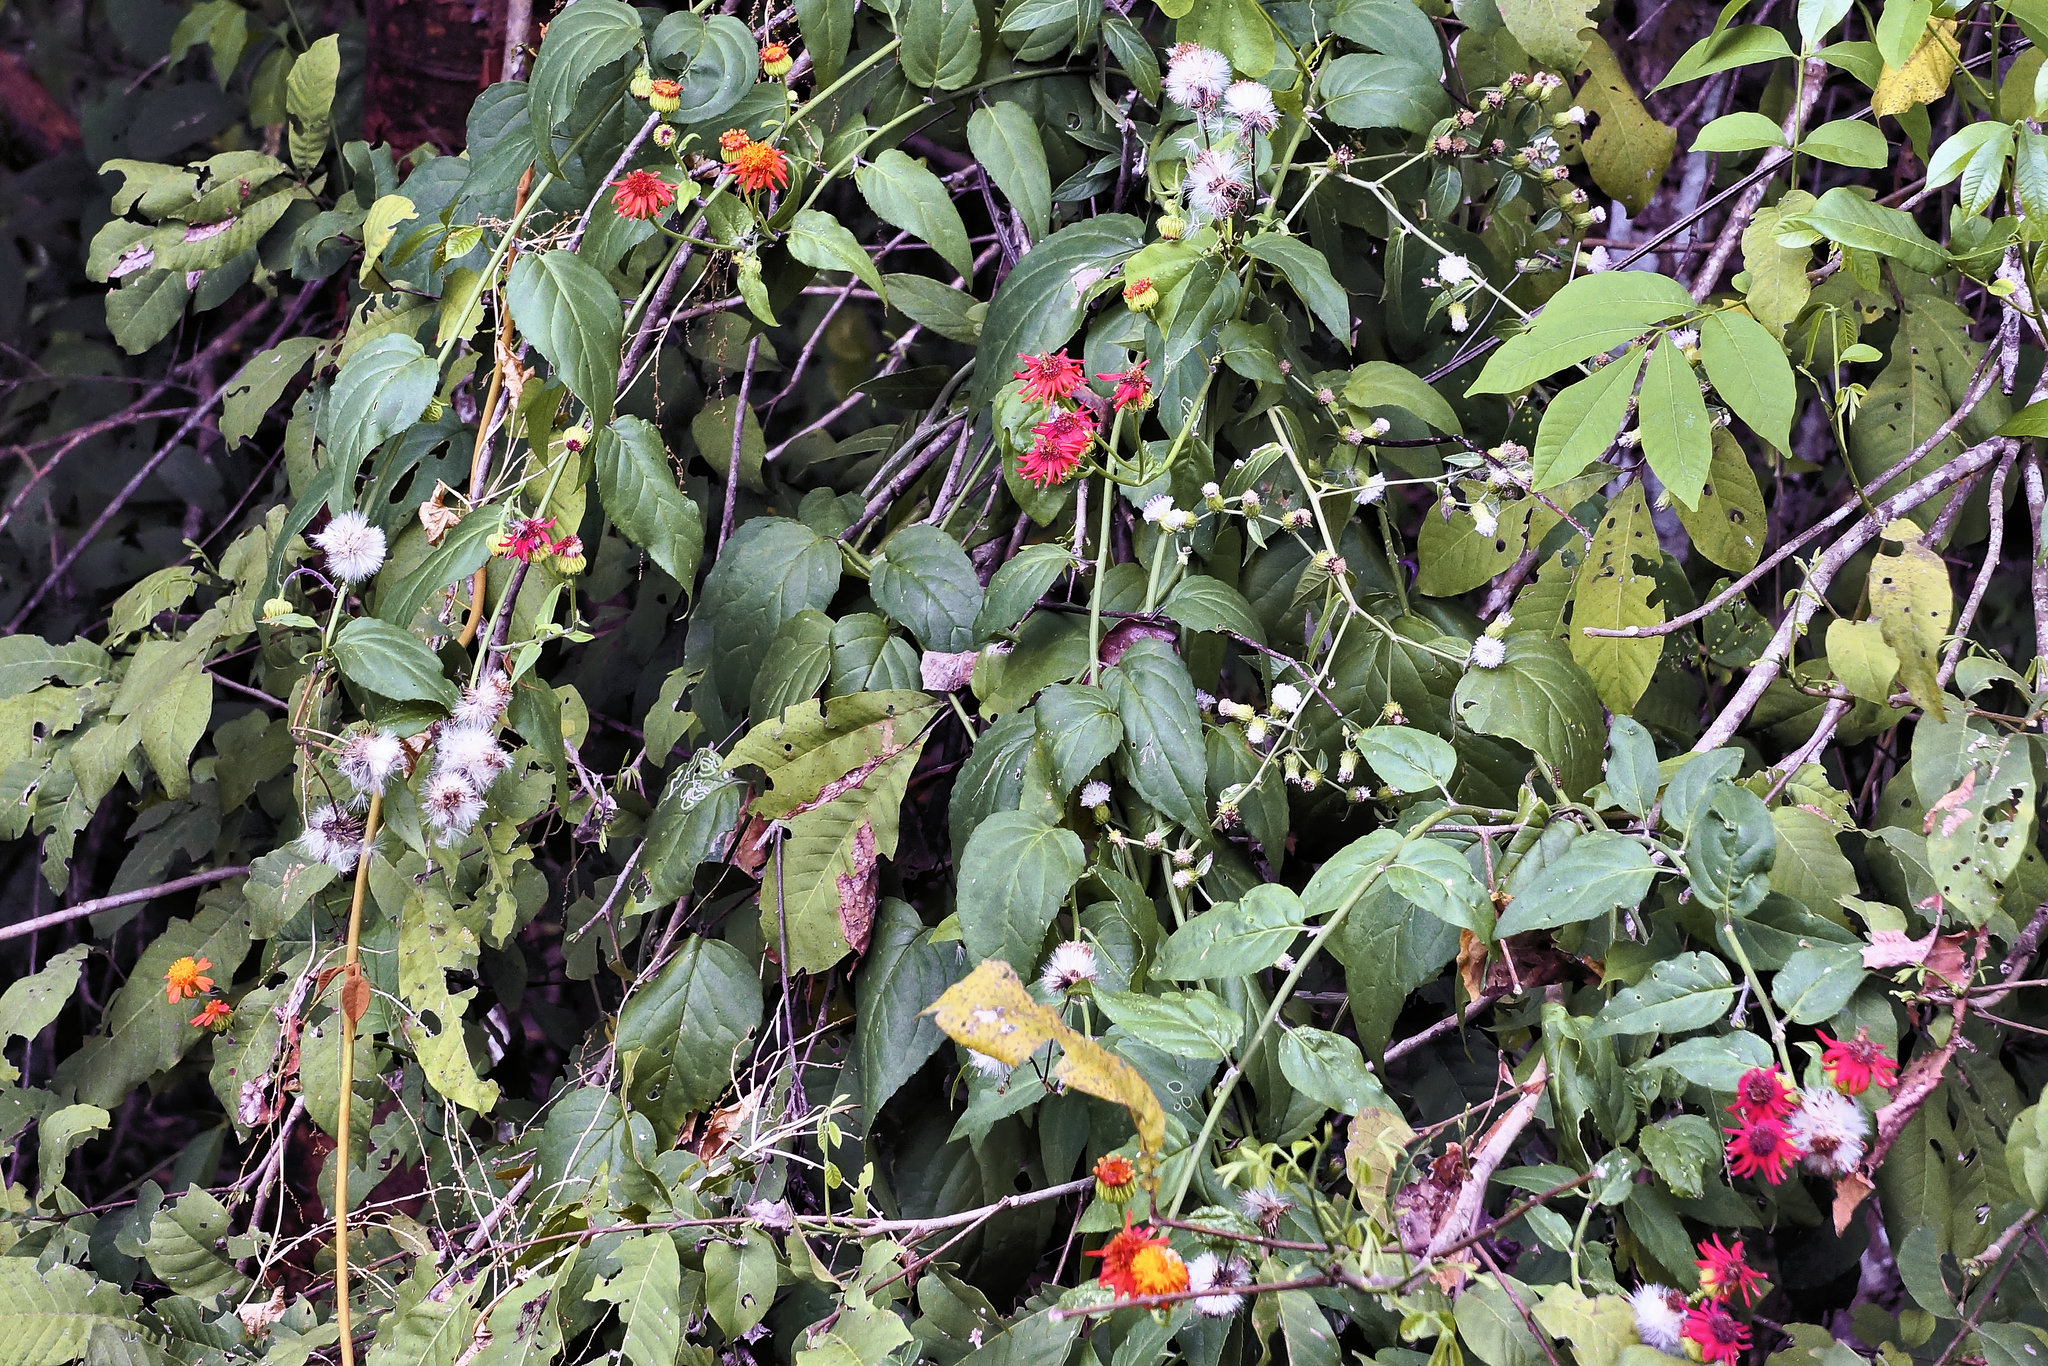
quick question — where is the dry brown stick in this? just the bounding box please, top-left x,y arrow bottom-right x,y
1940,449 -> 2017,686
0,865 -> 251,944
2026,453 -> 2048,666
1424,1058 -> 1550,1260
715,335 -> 763,556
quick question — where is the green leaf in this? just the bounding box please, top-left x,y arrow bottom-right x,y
137,666 -> 211,800
1452,636 -> 1605,798
107,270 -> 191,355
900,0 -> 980,88
1496,831 -> 1657,936
618,937 -> 761,1136
142,1185 -> 252,1302
397,886 -> 500,1113
654,14 -> 757,123
220,337 -> 322,449
971,215 -> 1144,411
856,150 -> 975,281
1277,1026 -> 1389,1113
856,899 -> 957,1116
1870,525 -> 1953,722
1033,684 -> 1122,792
1470,271 -> 1695,394
1638,337 -> 1713,509
789,209 -> 888,302
595,417 -> 705,591
1593,951 -> 1735,1037
1579,36 -> 1676,215
1096,987 -> 1242,1059
967,104 -> 1051,243
1243,232 -> 1350,337
1685,782 -> 1776,915
641,754 -> 745,902
527,0 -> 643,166
1568,481 -> 1664,714
1344,360 -> 1462,433
1456,1279 -> 1547,1366
1691,111 -> 1787,152
1531,347 -> 1645,489
1315,54 -> 1448,133
1786,186 -> 1948,274
0,636 -> 110,696
0,944 -> 89,1042
1876,0 -> 1933,68
285,35 -> 341,172
1102,639 -> 1208,831
956,812 -> 1086,973
1162,575 -> 1264,643
1604,716 -> 1659,819
0,1260 -> 141,1364
883,273 -> 984,344
1331,0 -> 1443,72
976,543 -> 1072,642
870,525 -> 983,652
1638,1113 -> 1719,1199
320,335 -> 440,498
1497,0 -> 1596,67
704,1233 -> 778,1339
375,504 -> 501,630
507,250 -> 622,424
1156,884 -> 1307,979
1655,25 -> 1795,90
1799,117 -> 1889,167
333,618 -> 457,708
1698,308 -> 1795,450
700,517 -> 843,709
1768,805 -> 1859,911
1354,726 -> 1456,793
1771,943 -> 1865,1024
1673,429 -> 1768,573
36,1104 -> 109,1202
796,0 -> 853,83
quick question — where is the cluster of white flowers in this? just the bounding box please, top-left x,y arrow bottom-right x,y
1629,1283 -> 1686,1356
312,510 -> 387,584
1038,940 -> 1099,996
1186,1252 -> 1253,1316
423,672 -> 514,843
335,729 -> 405,802
298,803 -> 365,873
1186,147 -> 1251,220
1788,1086 -> 1869,1176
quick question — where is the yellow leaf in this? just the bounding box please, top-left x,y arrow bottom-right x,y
1869,524 -> 1952,720
1345,1107 -> 1416,1228
1872,19 -> 1958,118
1825,618 -> 1900,706
1569,483 -> 1664,714
924,959 -> 1167,1169
1576,37 -> 1676,216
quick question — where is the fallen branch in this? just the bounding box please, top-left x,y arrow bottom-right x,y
0,865 -> 251,945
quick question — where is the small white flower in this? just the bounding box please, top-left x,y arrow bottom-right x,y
297,803 -> 363,872
1271,682 -> 1304,714
423,771 -> 485,841
1194,690 -> 1217,711
1164,43 -> 1232,111
1447,299 -> 1469,332
1470,504 -> 1499,538
1187,1252 -> 1252,1317
1355,474 -> 1388,506
1141,493 -> 1176,525
1080,780 -> 1113,808
1039,941 -> 1100,995
1222,80 -> 1279,134
1200,481 -> 1221,499
1367,417 -> 1391,437
1186,147 -> 1251,220
1629,1284 -> 1687,1356
1669,327 -> 1700,351
967,1050 -> 1012,1082
313,510 -> 387,584
1239,1184 -> 1290,1232
1788,1086 -> 1870,1177
1435,253 -> 1475,285
1468,635 -> 1507,670
1163,508 -> 1196,534
452,672 -> 512,729
1588,205 -> 1608,224
435,724 -> 510,792
1245,716 -> 1269,747
1562,105 -> 1588,125
1582,245 -> 1613,272
336,729 -> 405,799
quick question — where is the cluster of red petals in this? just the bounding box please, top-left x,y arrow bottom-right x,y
499,517 -> 563,562
1728,1067 -> 1800,1123
1014,350 -> 1086,404
1093,1153 -> 1135,1189
1819,1027 -> 1899,1095
1087,1222 -> 1170,1299
732,140 -> 790,194
1099,361 -> 1151,411
610,169 -> 676,221
1682,1303 -> 1750,1364
1018,409 -> 1095,487
1694,1235 -> 1765,1305
190,999 -> 233,1029
1725,1116 -> 1802,1184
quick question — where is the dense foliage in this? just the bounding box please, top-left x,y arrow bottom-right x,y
10,0 -> 2048,1363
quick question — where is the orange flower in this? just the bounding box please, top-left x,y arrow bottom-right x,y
1088,1223 -> 1172,1299
1129,1243 -> 1189,1297
611,169 -> 676,221
1094,1153 -> 1137,1205
190,999 -> 233,1030
647,79 -> 682,113
164,956 -> 214,1003
761,42 -> 794,77
731,140 -> 789,194
719,127 -> 751,161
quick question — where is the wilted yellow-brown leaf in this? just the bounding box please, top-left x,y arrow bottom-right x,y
1872,19 -> 1957,118
1868,519 -> 1951,720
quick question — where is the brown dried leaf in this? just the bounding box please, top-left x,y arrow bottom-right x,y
835,820 -> 878,956
418,481 -> 466,545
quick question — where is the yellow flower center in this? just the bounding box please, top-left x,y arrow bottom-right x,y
1128,1244 -> 1187,1296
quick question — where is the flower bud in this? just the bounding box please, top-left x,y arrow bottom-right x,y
422,397 -> 445,422
629,67 -> 655,99
1123,277 -> 1159,311
653,124 -> 679,149
1156,214 -> 1185,240
261,597 -> 296,624
761,42 -> 795,77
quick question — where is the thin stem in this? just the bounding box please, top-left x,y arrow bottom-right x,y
333,792 -> 383,1366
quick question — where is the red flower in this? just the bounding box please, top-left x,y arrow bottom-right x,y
1728,1066 -> 1799,1123
1087,1223 -> 1171,1299
190,999 -> 233,1030
1725,1117 -> 1803,1184
1017,409 -> 1095,487
732,140 -> 790,194
1694,1234 -> 1765,1305
1014,351 -> 1086,404
610,169 -> 675,221
1099,361 -> 1152,412
1682,1303 -> 1750,1365
1819,1027 -> 1899,1096
495,516 -> 558,562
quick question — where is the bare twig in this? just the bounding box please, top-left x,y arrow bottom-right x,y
0,865 -> 251,944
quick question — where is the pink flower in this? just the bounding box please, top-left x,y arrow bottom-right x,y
1014,351 -> 1086,404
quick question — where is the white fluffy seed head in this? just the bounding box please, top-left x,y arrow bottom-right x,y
313,511 -> 387,583
298,803 -> 363,872
1186,148 -> 1250,219
1271,682 -> 1304,714
967,1050 -> 1012,1082
1239,1184 -> 1290,1232
1039,941 -> 1100,995
1435,253 -> 1475,285
435,724 -> 510,792
1629,1284 -> 1687,1356
423,771 -> 485,840
1789,1086 -> 1870,1176
1164,43 -> 1231,111
337,730 -> 406,798
453,672 -> 512,729
1468,635 -> 1507,670
1188,1252 -> 1252,1316
1223,80 -> 1279,133
1080,780 -> 1112,808
1355,473 -> 1389,505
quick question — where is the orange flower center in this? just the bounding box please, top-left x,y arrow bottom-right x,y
1129,1244 -> 1187,1296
